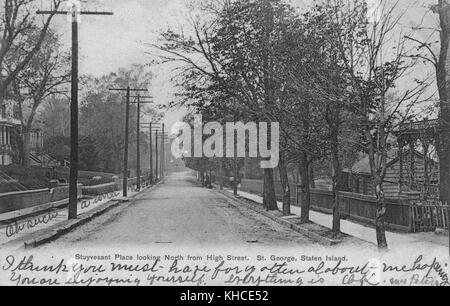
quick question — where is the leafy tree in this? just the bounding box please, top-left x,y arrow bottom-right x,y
79,64 -> 157,174
39,96 -> 70,139
45,135 -> 70,164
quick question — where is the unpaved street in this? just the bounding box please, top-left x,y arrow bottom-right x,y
42,172 -> 316,248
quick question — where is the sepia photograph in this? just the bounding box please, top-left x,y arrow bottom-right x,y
0,0 -> 449,292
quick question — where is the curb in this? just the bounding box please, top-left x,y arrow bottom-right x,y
8,179 -> 166,251
214,188 -> 342,246
23,200 -> 122,250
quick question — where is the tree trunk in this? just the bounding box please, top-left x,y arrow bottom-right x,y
309,164 -> 316,189
278,153 -> 291,216
423,142 -> 430,197
22,129 -> 32,168
233,157 -> 239,196
300,153 -> 311,223
263,174 -> 267,207
219,159 -> 224,190
374,177 -> 388,249
200,171 -> 205,186
436,1 -> 450,205
437,131 -> 450,205
331,129 -> 342,235
264,168 -> 278,211
0,92 -> 4,110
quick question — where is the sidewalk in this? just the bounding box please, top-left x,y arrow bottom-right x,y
0,186 -> 143,247
221,187 -> 449,253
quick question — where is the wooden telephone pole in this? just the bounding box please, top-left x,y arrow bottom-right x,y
141,122 -> 154,184
152,125 -> 168,181
109,88 -> 148,197
219,159 -> 224,190
160,132 -> 169,178
155,130 -> 159,181
37,5 -> 113,220
161,124 -> 165,178
130,95 -> 153,190
149,123 -> 162,183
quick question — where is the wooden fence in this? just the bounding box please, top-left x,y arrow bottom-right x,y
214,176 -> 449,233
410,205 -> 449,233
338,192 -> 413,232
238,179 -> 297,203
300,188 -> 449,233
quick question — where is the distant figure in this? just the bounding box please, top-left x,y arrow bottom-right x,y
205,174 -> 212,189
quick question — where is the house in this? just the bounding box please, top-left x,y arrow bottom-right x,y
0,100 -> 21,166
28,129 -> 61,167
0,100 -> 52,167
346,149 -> 439,198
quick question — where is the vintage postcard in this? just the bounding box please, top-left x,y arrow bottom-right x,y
0,0 -> 449,293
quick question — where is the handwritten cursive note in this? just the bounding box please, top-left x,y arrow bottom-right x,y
5,211 -> 60,239
0,254 -> 448,287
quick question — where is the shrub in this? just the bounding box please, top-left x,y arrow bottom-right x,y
82,183 -> 119,197
0,165 -> 51,191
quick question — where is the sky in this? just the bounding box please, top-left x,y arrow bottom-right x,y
48,0 -> 316,127
45,0 -> 441,127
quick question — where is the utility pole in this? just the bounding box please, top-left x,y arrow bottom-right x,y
109,88 -> 148,197
219,158 -> 224,190
37,5 -> 113,220
149,123 -> 162,183
153,127 -> 168,181
149,123 -> 153,184
155,130 -> 159,181
154,128 -> 169,180
141,122 -> 155,184
162,124 -> 165,178
161,133 -> 169,178
136,95 -> 141,190
130,96 -> 153,190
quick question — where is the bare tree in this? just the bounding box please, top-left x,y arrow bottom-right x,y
407,0 -> 450,205
0,0 -> 63,106
150,0 -> 291,211
329,0 -> 432,249
8,30 -> 70,167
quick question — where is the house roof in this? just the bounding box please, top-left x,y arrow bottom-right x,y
350,155 -> 395,175
345,149 -> 437,175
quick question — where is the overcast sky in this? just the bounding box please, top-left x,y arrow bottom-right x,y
47,0 -> 440,126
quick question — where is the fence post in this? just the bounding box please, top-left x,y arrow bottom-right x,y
294,184 -> 298,206
408,205 -> 413,233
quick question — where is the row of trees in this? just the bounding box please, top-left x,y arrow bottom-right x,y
154,0 -> 449,249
